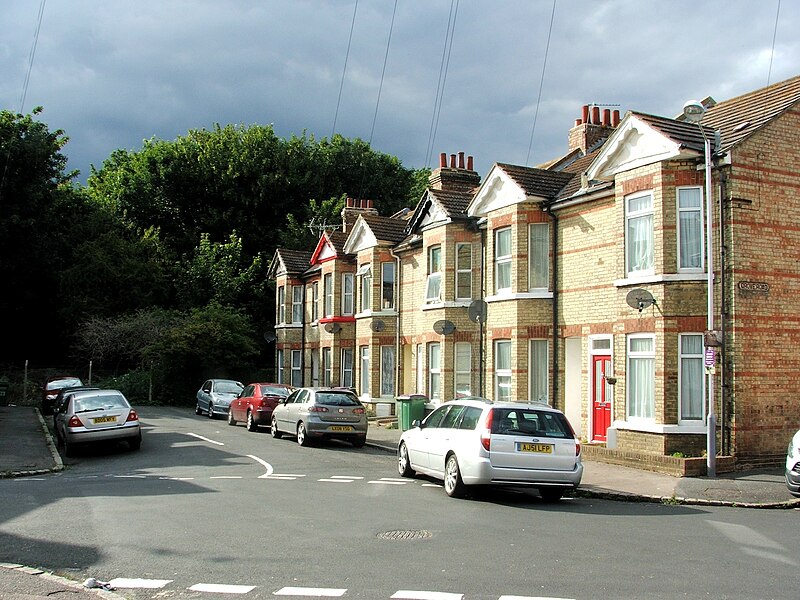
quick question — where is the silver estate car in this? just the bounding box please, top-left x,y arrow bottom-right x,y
785,428 -> 800,498
397,397 -> 583,500
54,389 -> 142,457
271,387 -> 368,447
195,378 -> 244,419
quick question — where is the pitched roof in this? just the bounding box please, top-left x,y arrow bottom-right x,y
701,74 -> 800,152
271,248 -> 312,276
325,230 -> 349,255
427,188 -> 474,218
496,163 -> 576,199
360,213 -> 408,243
632,111 -> 712,153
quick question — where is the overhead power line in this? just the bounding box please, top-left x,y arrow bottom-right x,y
332,0 -> 359,138
425,0 -> 459,168
525,0 -> 556,166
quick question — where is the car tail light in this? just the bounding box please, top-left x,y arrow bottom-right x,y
480,410 -> 493,451
67,415 -> 83,428
308,406 -> 329,412
353,407 -> 365,415
575,440 -> 581,456
126,409 -> 139,422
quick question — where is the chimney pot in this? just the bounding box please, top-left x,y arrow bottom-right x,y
591,106 -> 600,124
450,154 -> 456,168
575,119 -> 582,127
602,109 -> 611,126
467,155 -> 474,171
346,197 -> 353,208
612,109 -> 620,127
439,152 -> 447,168
458,151 -> 465,169
582,105 -> 589,123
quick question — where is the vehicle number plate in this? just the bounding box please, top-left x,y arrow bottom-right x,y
93,415 -> 117,424
517,442 -> 552,453
330,425 -> 353,432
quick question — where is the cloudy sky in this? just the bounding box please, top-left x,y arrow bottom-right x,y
2,0 -> 798,184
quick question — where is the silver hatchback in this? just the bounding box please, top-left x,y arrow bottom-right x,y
397,397 -> 583,500
271,387 -> 368,447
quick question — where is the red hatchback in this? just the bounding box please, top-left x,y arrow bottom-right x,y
228,383 -> 293,432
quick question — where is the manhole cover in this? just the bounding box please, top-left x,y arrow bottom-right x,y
377,529 -> 432,540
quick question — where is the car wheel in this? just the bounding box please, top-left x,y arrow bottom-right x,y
351,435 -> 366,448
195,402 -> 202,415
246,411 -> 258,432
227,409 -> 237,426
444,454 -> 466,498
129,433 -> 142,451
207,403 -> 214,419
539,488 -> 564,502
271,416 -> 282,438
398,442 -> 415,477
297,422 -> 310,446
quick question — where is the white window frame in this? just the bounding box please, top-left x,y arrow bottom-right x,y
454,342 -> 472,398
528,223 -> 549,290
678,333 -> 705,423
425,246 -> 442,303
427,342 -> 441,400
455,243 -> 472,301
276,349 -> 285,383
625,191 -> 654,276
311,281 -> 319,322
322,347 -> 332,387
677,186 -> 704,272
381,262 -> 395,310
529,339 -> 548,403
358,264 -> 372,313
626,334 -> 655,421
277,286 -> 286,324
291,349 -> 302,387
310,348 -> 320,387
342,273 -> 354,316
494,339 -> 511,401
380,345 -> 395,397
340,348 -> 354,389
291,285 -> 303,324
359,346 -> 370,397
495,228 -> 512,293
323,274 -> 333,317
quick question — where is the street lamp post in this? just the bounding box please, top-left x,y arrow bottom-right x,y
682,100 -> 716,478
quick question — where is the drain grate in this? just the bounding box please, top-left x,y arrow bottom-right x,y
377,529 -> 432,540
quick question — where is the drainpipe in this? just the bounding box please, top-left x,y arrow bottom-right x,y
301,281 -> 307,386
390,247 -> 402,398
545,205 -> 559,409
718,170 -> 729,455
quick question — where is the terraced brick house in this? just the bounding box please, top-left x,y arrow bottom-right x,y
268,75 -> 800,471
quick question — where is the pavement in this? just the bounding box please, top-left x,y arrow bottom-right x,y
0,404 -> 798,598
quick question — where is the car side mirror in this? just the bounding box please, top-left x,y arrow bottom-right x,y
412,419 -> 422,429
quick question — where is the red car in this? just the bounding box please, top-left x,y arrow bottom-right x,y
228,383 -> 293,432
41,375 -> 84,415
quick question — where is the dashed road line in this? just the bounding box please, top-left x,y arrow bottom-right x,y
189,582 -> 256,594
391,591 -> 463,600
274,587 -> 347,596
108,577 -> 172,589
186,432 -> 224,445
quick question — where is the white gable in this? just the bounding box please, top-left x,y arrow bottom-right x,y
418,199 -> 449,230
467,166 -> 527,217
587,114 -> 685,181
343,217 -> 378,254
317,239 -> 337,261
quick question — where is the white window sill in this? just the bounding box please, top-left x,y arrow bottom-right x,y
612,420 -> 708,434
486,291 -> 553,302
615,273 -> 711,287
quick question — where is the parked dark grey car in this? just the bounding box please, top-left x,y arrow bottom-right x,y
195,379 -> 244,419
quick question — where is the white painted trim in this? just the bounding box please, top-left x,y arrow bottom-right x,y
612,420 -> 707,435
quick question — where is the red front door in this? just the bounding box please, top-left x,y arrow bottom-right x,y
592,355 -> 612,442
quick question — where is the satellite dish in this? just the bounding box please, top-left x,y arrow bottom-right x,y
370,320 -> 386,332
625,288 -> 656,312
324,322 -> 342,333
468,300 -> 488,323
433,320 -> 456,335
263,331 -> 277,343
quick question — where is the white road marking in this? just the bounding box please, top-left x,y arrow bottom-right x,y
263,473 -> 306,479
108,578 -> 172,589
498,596 -> 576,600
186,433 -> 224,445
189,583 -> 255,594
247,454 -> 274,478
319,478 -> 353,483
210,476 -> 242,479
369,480 -> 408,485
421,483 -> 441,487
391,591 -> 463,600
379,478 -> 409,482
329,475 -> 364,479
160,477 -> 195,480
114,475 -> 146,479
274,587 -> 347,596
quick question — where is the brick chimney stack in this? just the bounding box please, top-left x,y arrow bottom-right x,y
428,151 -> 481,192
341,197 -> 379,233
568,105 -> 620,153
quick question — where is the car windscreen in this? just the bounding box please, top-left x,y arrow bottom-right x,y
315,392 -> 360,406
216,382 -> 243,393
263,385 -> 290,397
491,408 -> 575,438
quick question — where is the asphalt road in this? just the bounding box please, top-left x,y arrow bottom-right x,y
1,406 -> 797,600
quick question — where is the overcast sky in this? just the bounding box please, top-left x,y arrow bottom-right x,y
2,0 -> 798,184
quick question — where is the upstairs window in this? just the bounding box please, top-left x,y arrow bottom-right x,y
381,262 -> 395,309
528,223 -> 549,290
455,243 -> 472,300
357,264 -> 372,312
291,285 -> 303,324
323,274 -> 333,317
626,192 -> 654,276
342,273 -> 354,315
678,187 -> 703,271
495,228 -> 511,293
277,286 -> 286,324
311,281 -> 319,322
425,246 -> 442,303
